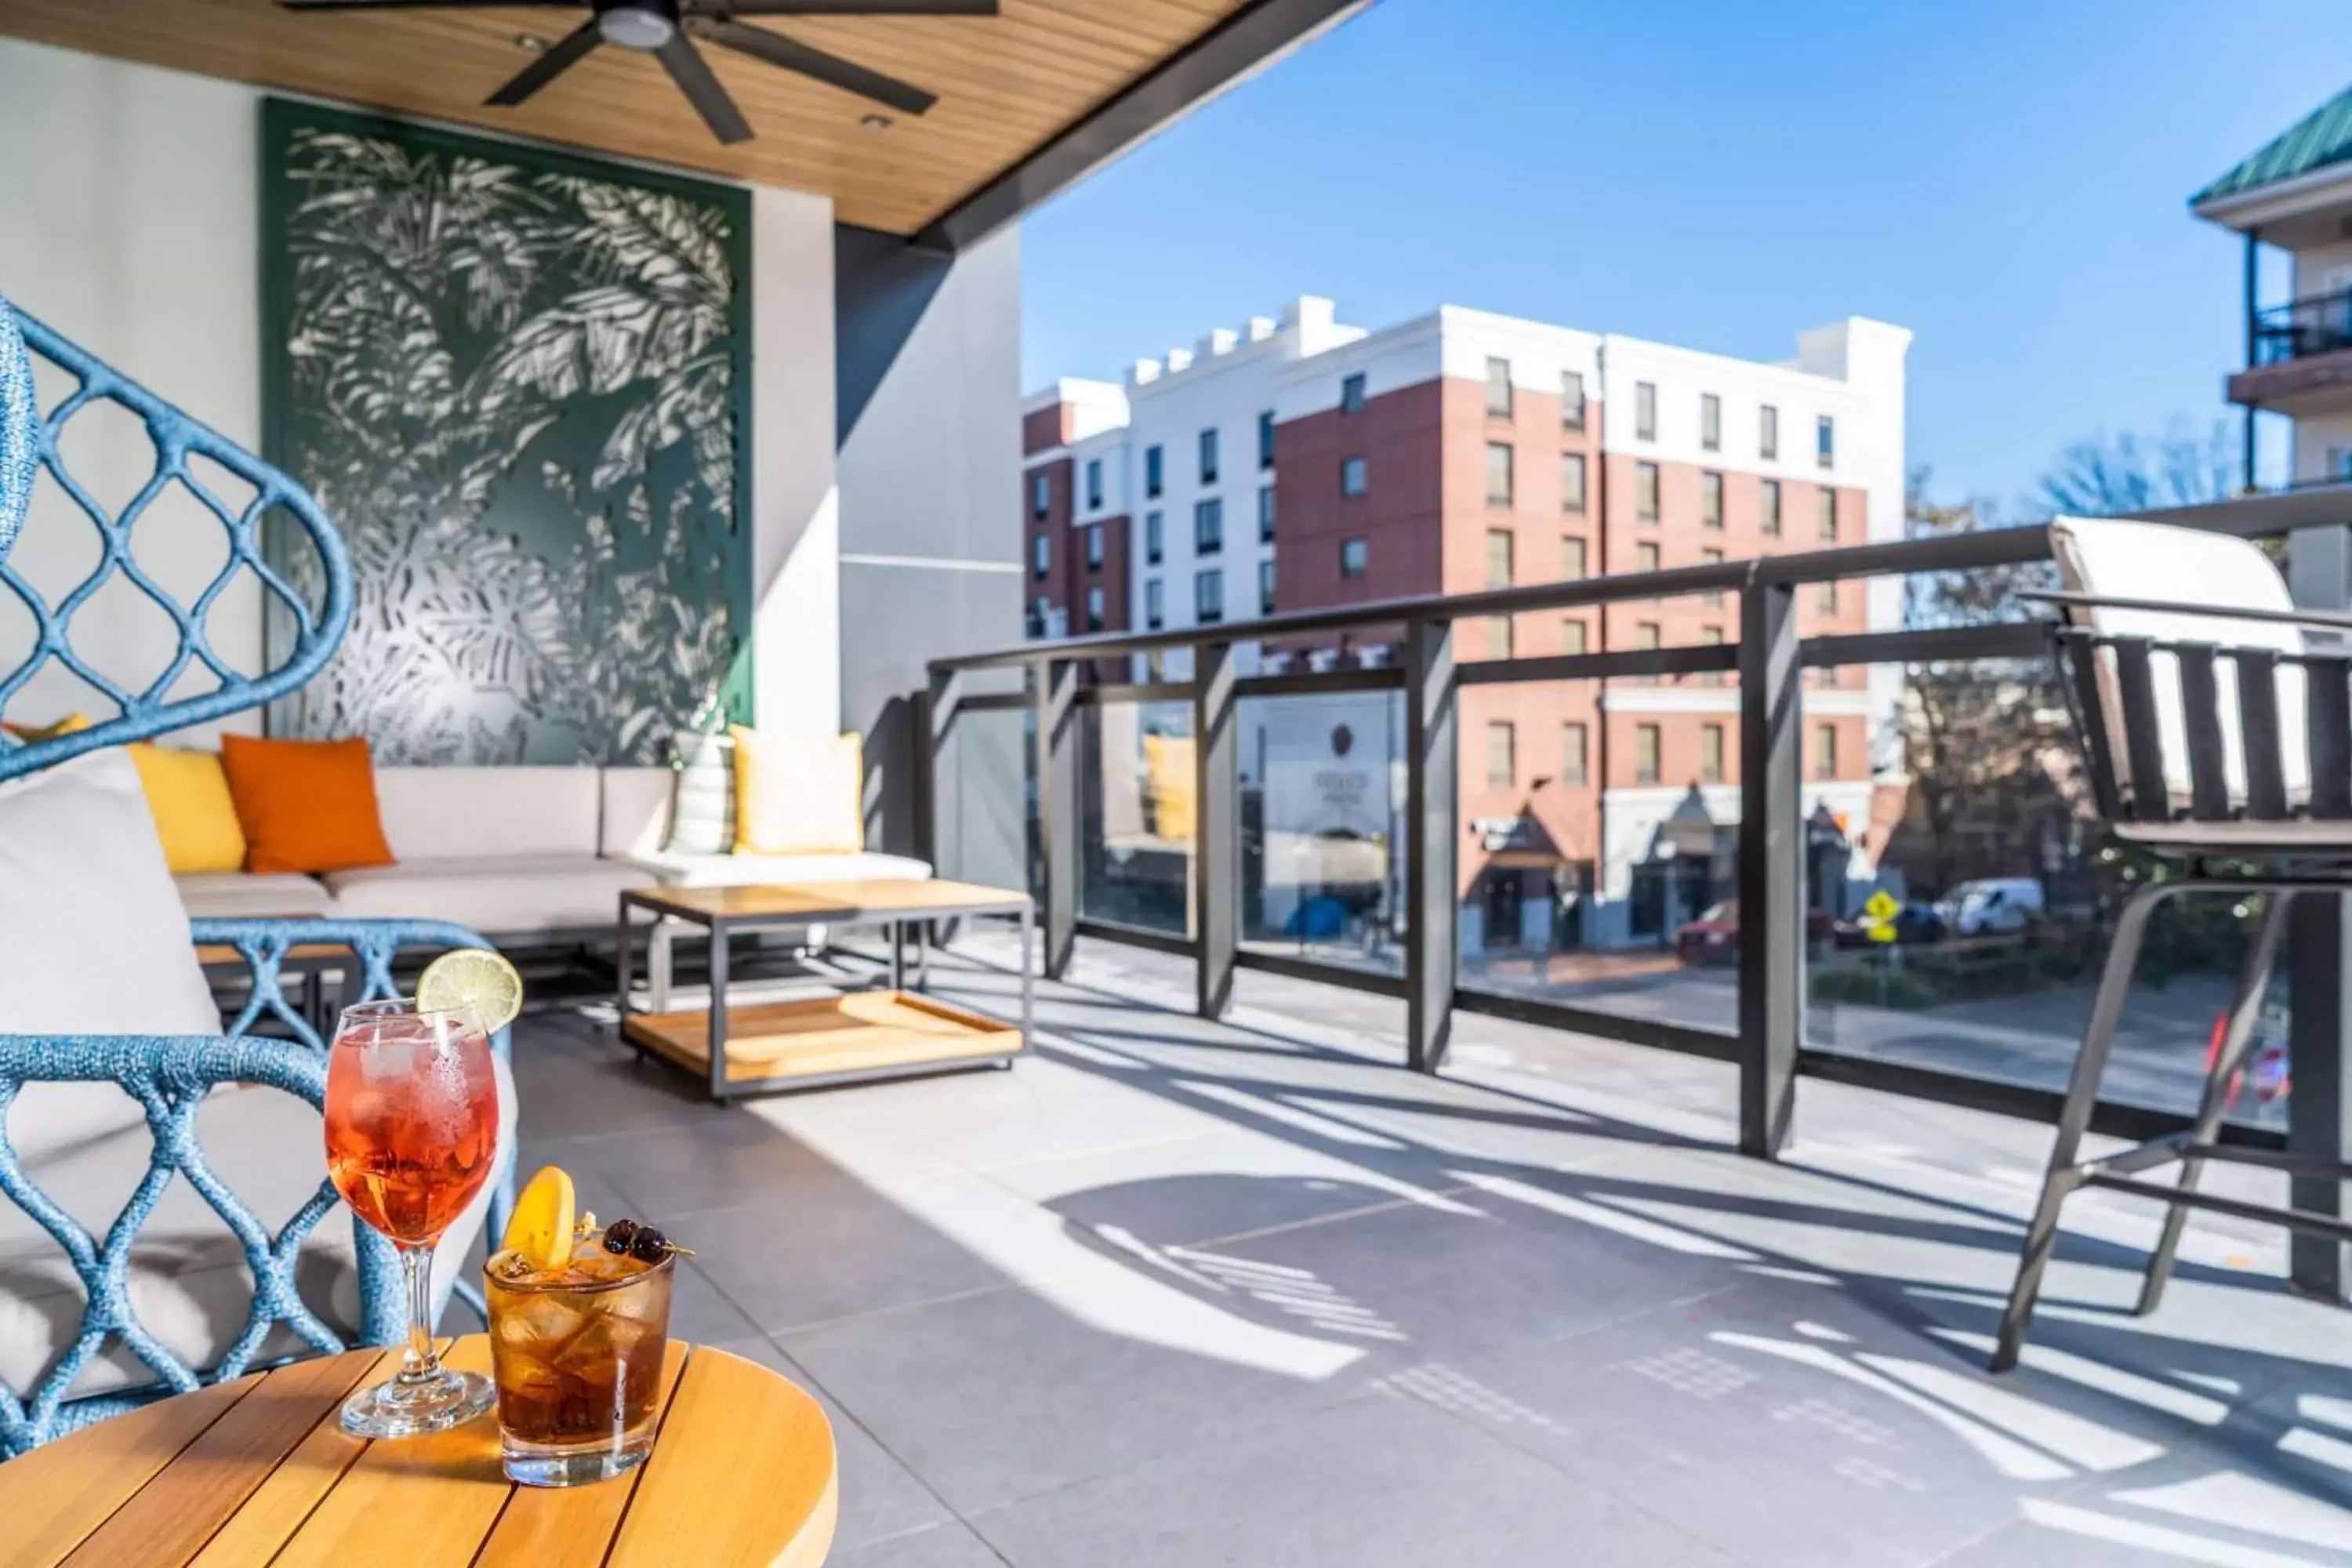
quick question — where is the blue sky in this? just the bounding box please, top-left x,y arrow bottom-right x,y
1018,0 -> 2352,513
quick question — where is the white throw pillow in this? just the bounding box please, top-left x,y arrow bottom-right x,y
0,747 -> 219,1037
0,748 -> 223,1167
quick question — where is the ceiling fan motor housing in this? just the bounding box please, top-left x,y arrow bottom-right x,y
593,0 -> 678,53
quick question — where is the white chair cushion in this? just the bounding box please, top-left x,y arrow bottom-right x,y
322,855 -> 654,935
600,766 -> 673,859
2050,515 -> 2311,808
613,849 -> 933,888
374,767 -> 602,862
0,748 -> 219,1044
173,871 -> 334,920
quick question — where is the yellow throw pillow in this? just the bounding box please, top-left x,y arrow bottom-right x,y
127,743 -> 249,874
2,712 -> 93,742
730,726 -> 864,856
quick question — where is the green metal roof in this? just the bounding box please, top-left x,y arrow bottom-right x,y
2194,82 -> 2352,206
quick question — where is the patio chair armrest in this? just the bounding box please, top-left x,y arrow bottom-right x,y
0,1031 -> 401,1453
188,917 -> 507,1055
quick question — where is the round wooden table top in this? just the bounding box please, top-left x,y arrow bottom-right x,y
3,1335 -> 837,1568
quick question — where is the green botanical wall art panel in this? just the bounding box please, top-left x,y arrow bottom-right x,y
260,97 -> 753,764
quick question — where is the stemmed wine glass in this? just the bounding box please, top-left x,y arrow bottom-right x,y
323,996 -> 502,1438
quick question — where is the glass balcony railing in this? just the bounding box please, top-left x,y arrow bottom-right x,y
2251,287 -> 2352,367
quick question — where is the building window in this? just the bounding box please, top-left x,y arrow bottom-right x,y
1561,370 -> 1587,430
1200,426 -> 1220,484
1084,458 -> 1102,511
1085,585 -> 1105,632
1195,497 -> 1223,555
1341,455 -> 1368,497
1817,488 -> 1838,543
1259,559 -> 1276,616
1145,510 -> 1163,564
1817,414 -> 1835,470
1145,445 -> 1163,499
1635,724 -> 1662,785
1814,723 -> 1838,779
1819,580 -> 1839,613
1700,724 -> 1725,784
1562,536 -> 1588,582
1561,452 -> 1587,515
1635,381 -> 1657,441
1341,536 -> 1368,578
1485,356 -> 1513,416
1700,470 -> 1723,530
1029,594 -> 1050,639
1636,461 -> 1660,521
1486,721 -> 1515,788
1486,441 -> 1515,506
1562,619 -> 1588,655
1030,472 -> 1051,519
1761,479 -> 1782,536
1145,578 -> 1164,630
1486,615 -> 1513,659
1700,624 -> 1726,686
1258,485 -> 1276,543
1032,532 -> 1050,578
1635,621 -> 1661,650
1561,722 -> 1589,787
1258,409 -> 1276,470
1341,372 -> 1367,415
1086,523 -> 1104,569
1196,568 -> 1223,624
1635,542 -> 1661,574
1700,393 -> 1721,452
1486,528 -> 1514,589
1701,546 -> 1724,606
1759,405 -> 1779,462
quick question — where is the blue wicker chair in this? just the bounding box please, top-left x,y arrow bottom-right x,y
0,298 -> 516,1454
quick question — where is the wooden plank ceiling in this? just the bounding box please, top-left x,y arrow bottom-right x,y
0,0 -> 1250,234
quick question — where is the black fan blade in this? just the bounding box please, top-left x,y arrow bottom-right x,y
693,2 -> 996,13
486,19 -> 601,105
695,19 -> 936,114
283,1 -> 583,9
656,34 -> 755,144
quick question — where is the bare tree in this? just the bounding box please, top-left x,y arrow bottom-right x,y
2034,418 -> 2241,517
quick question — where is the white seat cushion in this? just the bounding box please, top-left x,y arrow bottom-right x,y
373,767 -> 603,861
613,849 -> 932,888
173,871 -> 334,920
322,854 -> 654,935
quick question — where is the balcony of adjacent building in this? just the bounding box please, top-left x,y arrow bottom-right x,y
2230,286 -> 2352,412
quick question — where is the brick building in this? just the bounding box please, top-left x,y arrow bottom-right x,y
1022,297 -> 1910,949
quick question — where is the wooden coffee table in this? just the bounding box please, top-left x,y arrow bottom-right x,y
2,1336 -> 836,1568
616,878 -> 1033,1102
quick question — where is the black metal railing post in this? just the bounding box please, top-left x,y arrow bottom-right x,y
920,666 -> 959,875
2286,893 -> 2352,1301
1405,616 -> 1457,1073
1036,659 -> 1080,980
1737,579 -> 1803,1156
1195,641 -> 1238,1018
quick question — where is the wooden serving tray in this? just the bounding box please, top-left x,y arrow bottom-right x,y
622,989 -> 1022,1084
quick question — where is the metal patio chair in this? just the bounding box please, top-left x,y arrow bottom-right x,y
0,297 -> 516,1451
1991,513 -> 2352,1372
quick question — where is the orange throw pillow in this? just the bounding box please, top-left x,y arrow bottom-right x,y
219,735 -> 396,875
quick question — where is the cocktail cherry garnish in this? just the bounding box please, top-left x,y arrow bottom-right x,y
602,1217 -> 694,1261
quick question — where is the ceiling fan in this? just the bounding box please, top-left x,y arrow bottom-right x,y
278,0 -> 999,145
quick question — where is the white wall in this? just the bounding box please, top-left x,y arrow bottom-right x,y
0,35 -> 842,749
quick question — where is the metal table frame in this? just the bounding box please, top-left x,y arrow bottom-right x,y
616,884 -> 1033,1102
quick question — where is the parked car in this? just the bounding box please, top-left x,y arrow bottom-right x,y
1938,877 -> 2045,937
1832,901 -> 1949,948
1675,899 -> 1833,966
